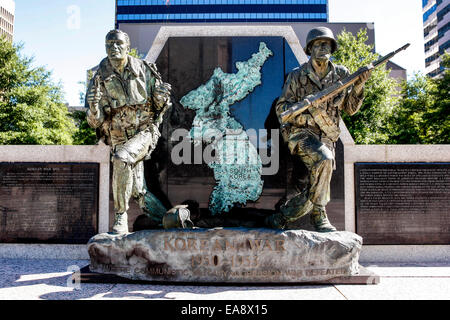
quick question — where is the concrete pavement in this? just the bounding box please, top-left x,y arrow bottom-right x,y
0,259 -> 448,300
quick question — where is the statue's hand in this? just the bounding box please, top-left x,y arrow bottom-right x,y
354,69 -> 372,95
303,94 -> 324,110
87,85 -> 102,114
154,82 -> 172,102
359,69 -> 372,84
332,92 -> 345,108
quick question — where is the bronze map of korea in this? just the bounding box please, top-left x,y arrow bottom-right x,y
180,42 -> 273,215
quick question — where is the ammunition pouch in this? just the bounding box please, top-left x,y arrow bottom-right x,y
309,107 -> 341,142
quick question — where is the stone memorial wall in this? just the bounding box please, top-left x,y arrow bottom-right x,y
355,163 -> 450,245
0,145 -> 111,248
0,163 -> 99,244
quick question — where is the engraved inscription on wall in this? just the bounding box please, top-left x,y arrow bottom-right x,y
0,163 -> 99,244
355,163 -> 450,245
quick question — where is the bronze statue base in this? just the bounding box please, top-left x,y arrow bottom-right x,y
76,265 -> 379,285
87,228 -> 364,284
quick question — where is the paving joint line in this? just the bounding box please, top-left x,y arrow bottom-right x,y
333,285 -> 349,300
380,276 -> 450,278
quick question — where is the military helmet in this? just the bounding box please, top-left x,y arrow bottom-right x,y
162,205 -> 194,229
305,27 -> 338,56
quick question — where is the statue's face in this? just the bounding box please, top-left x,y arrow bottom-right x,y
106,32 -> 130,62
310,39 -> 332,61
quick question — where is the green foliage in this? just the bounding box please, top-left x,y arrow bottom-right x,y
332,29 -> 400,144
390,53 -> 450,144
70,110 -> 98,145
332,29 -> 449,145
78,69 -> 94,105
129,48 -> 142,59
69,107 -> 98,145
429,53 -> 450,144
0,36 -> 76,145
74,68 -> 98,145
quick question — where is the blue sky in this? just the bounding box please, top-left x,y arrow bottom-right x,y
329,0 -> 425,74
14,0 -> 116,106
13,0 -> 425,106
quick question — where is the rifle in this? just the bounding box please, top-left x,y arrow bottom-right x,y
280,43 -> 410,124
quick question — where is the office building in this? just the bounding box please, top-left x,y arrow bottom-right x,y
116,0 -> 329,25
114,1 -> 407,81
0,0 -> 14,41
423,0 -> 449,78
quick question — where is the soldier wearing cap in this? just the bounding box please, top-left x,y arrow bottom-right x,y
266,27 -> 371,232
86,29 -> 172,234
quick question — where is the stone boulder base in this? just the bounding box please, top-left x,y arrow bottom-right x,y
88,228 -> 362,283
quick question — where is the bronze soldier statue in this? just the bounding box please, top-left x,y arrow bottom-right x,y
266,27 -> 371,232
86,30 -> 172,234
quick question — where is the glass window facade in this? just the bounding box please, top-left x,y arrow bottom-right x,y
423,4 -> 437,22
116,0 -> 328,24
422,0 -> 449,78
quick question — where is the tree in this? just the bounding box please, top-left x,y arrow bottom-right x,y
332,29 -> 400,144
390,53 -> 450,144
73,68 -> 98,145
427,53 -> 450,144
0,36 -> 76,145
70,110 -> 98,145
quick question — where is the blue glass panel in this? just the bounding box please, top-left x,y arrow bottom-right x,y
229,37 -> 285,133
284,39 -> 301,76
423,4 -> 437,22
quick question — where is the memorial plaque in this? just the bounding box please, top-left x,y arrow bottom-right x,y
355,163 -> 450,245
0,163 -> 99,244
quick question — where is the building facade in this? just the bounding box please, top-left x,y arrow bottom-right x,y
0,0 -> 15,41
116,0 -> 328,25
423,0 -> 449,78
114,1 -> 407,81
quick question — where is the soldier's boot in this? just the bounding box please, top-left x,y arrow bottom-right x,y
112,212 -> 129,234
265,212 -> 288,230
310,207 -> 337,233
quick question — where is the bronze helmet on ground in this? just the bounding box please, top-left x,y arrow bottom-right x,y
162,205 -> 194,229
305,27 -> 338,56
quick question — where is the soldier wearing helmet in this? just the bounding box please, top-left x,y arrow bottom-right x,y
266,27 -> 371,232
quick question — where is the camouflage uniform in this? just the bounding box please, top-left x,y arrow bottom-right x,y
274,58 -> 364,230
86,55 -> 170,227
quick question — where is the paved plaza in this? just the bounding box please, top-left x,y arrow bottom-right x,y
0,259 -> 448,300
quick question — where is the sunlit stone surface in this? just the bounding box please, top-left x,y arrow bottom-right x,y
88,228 -> 362,283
